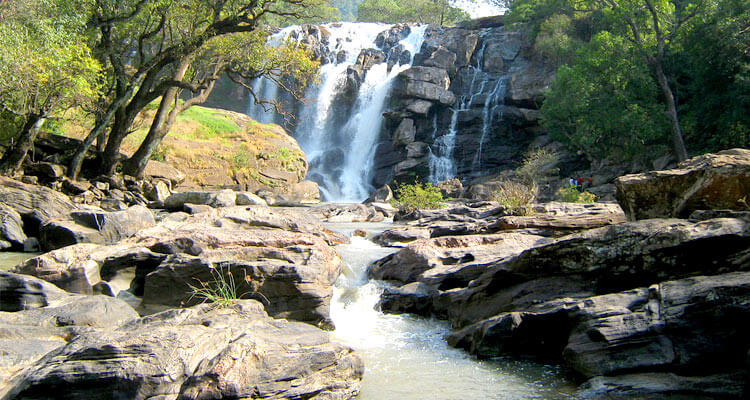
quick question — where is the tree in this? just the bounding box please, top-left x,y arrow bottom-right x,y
541,32 -> 669,160
67,0 -> 320,179
0,0 -> 101,174
121,31 -> 318,178
581,0 -> 708,161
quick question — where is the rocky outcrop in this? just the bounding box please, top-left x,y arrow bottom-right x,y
309,203 -> 387,223
0,271 -> 363,400
374,201 -> 625,246
15,206 -> 347,328
441,217 -> 750,329
448,272 -> 750,399
616,148 -> 750,220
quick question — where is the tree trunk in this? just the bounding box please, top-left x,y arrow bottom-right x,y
100,110 -> 132,176
68,86 -> 135,180
653,62 -> 689,162
122,57 -> 193,177
121,89 -> 176,177
0,114 -> 45,174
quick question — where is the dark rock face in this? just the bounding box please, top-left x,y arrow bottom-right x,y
442,217 -> 750,328
373,24 -> 556,187
616,148 -> 750,220
448,272 -> 750,399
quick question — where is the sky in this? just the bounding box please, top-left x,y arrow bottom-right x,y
450,0 -> 506,19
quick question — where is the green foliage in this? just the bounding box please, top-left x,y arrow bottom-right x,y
150,144 -> 169,161
0,0 -> 101,126
491,179 -> 537,209
357,0 -> 469,25
392,181 -> 444,213
541,32 -> 669,161
533,14 -> 580,66
675,0 -> 749,152
177,106 -> 241,138
556,185 -> 596,203
186,265 -> 268,308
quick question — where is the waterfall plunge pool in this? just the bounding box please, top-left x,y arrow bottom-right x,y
325,221 -> 575,400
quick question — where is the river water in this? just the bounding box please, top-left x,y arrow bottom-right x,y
325,222 -> 574,400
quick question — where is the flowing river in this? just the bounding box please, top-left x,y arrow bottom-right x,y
325,221 -> 574,400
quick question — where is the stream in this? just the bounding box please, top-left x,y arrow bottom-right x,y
325,221 -> 574,400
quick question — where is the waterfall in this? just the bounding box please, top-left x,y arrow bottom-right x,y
472,76 -> 508,171
247,23 -> 427,202
427,33 -> 511,183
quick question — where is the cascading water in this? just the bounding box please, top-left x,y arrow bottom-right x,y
327,222 -> 573,399
248,23 -> 427,202
472,75 -> 509,171
427,31 -> 511,183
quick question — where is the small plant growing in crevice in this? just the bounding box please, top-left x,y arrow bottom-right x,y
392,181 -> 444,213
186,264 -> 268,308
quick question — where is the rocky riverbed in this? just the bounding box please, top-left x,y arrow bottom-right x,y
0,148 -> 748,399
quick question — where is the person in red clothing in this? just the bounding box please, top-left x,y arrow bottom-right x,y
576,177 -> 584,191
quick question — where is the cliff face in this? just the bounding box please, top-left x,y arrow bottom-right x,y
375,22 -> 555,186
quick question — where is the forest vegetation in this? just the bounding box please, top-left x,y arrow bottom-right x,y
503,0 -> 748,161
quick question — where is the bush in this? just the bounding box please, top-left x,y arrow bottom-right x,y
515,147 -> 559,185
492,179 -> 537,209
392,181 -> 444,213
556,185 -> 596,203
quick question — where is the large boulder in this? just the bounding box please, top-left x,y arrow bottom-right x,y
1,300 -> 363,400
0,204 -> 27,250
0,177 -> 77,237
164,189 -> 237,210
12,244 -> 105,295
616,148 -> 750,220
0,272 -> 139,388
39,205 -> 156,251
371,232 -> 554,316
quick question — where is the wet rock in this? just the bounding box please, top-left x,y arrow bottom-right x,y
616,148 -> 750,220
404,99 -> 433,115
392,118 -> 416,146
3,301 -> 363,400
423,46 -> 457,70
310,203 -> 385,223
449,271 -> 750,399
576,372 -> 748,399
374,226 -> 432,247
